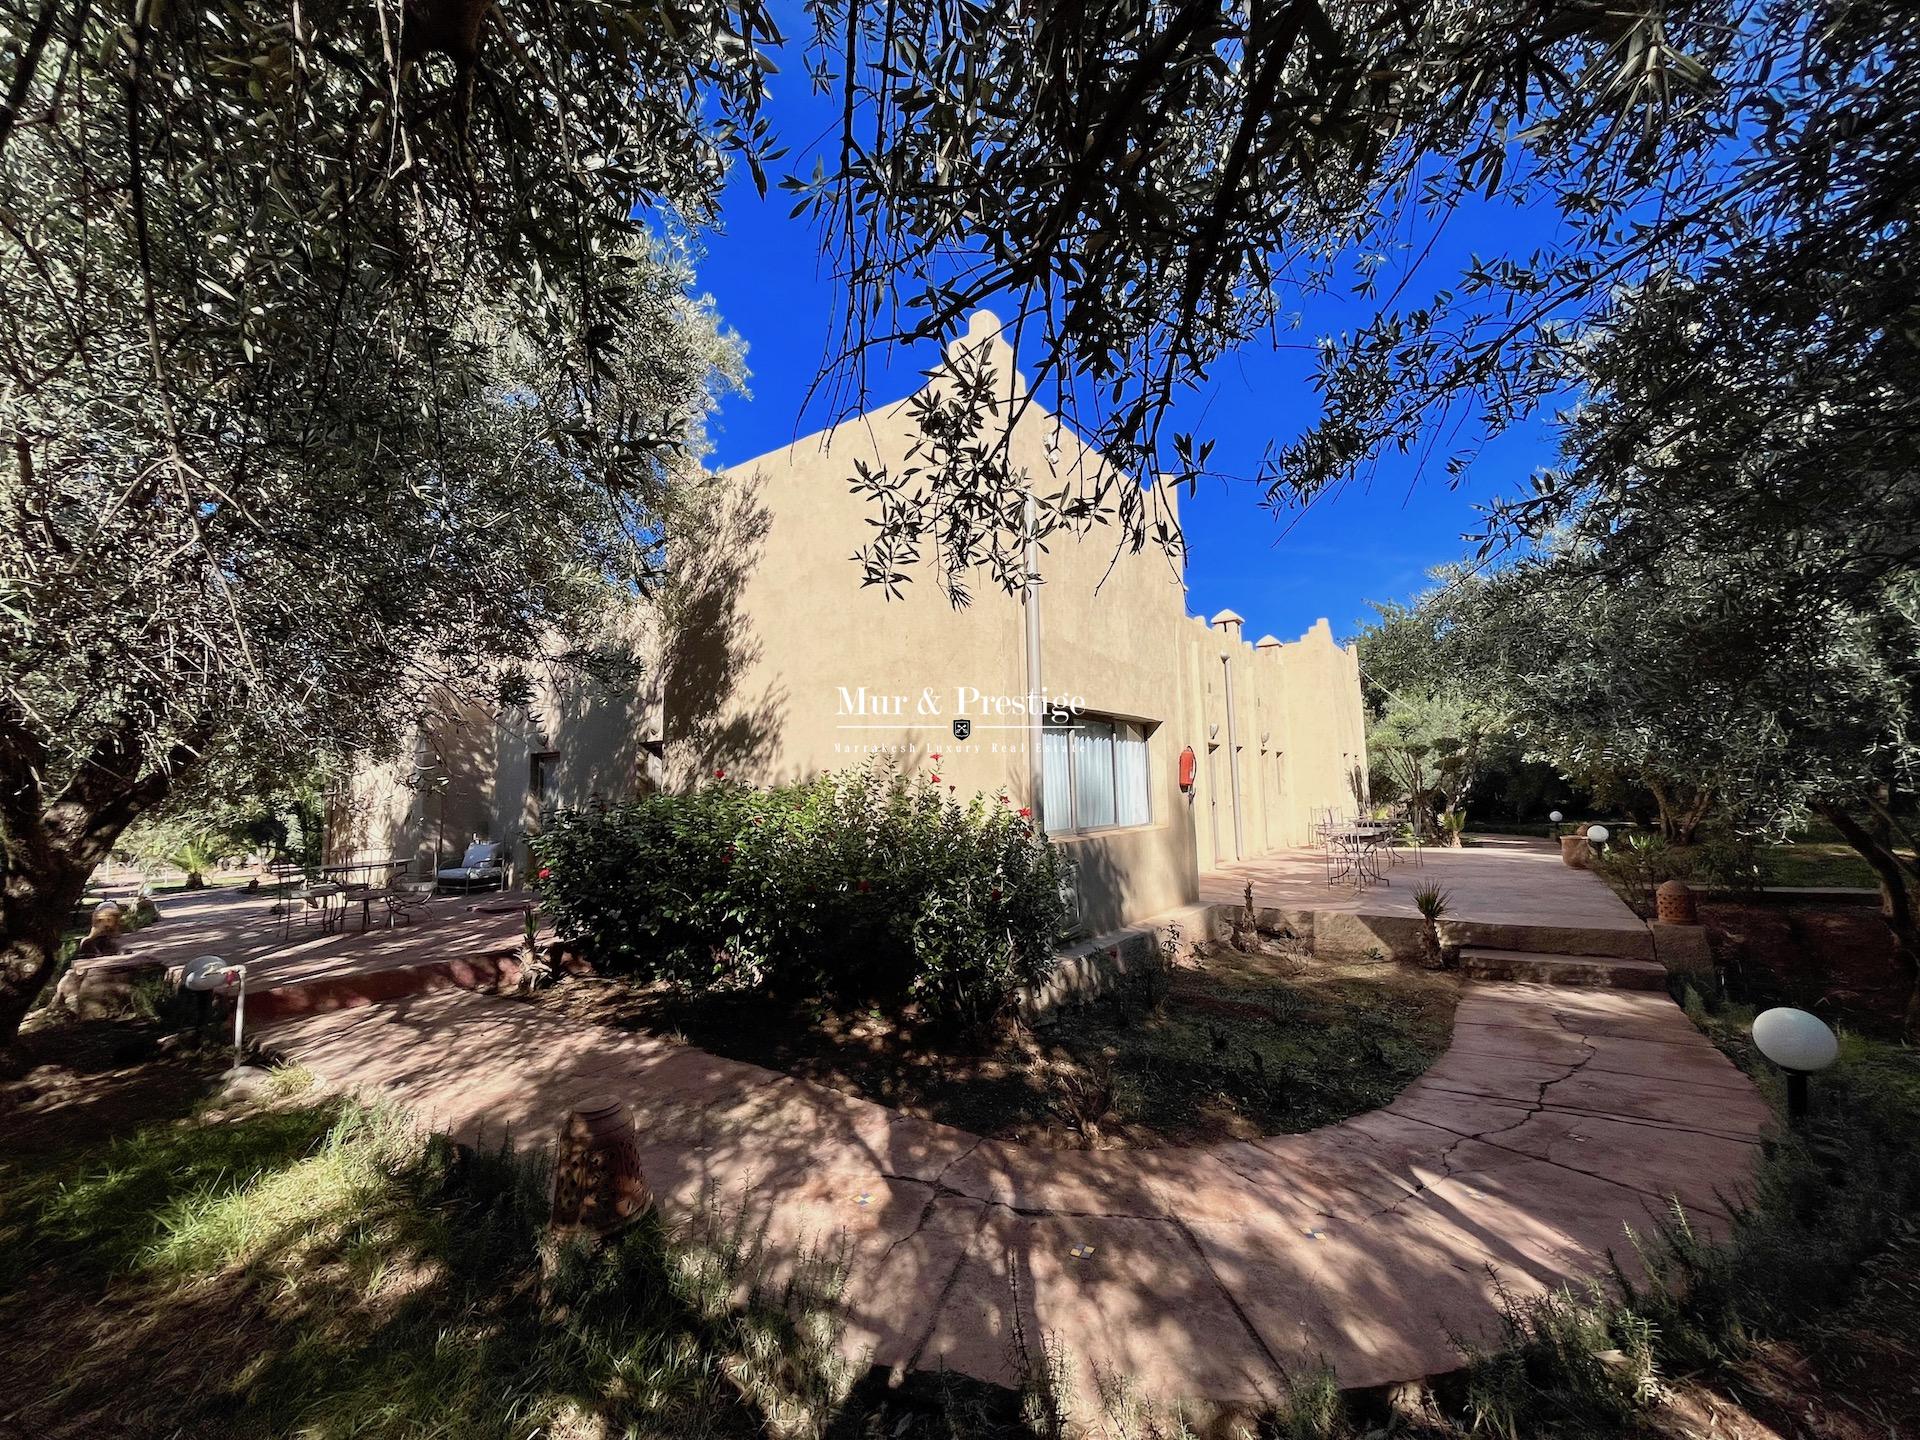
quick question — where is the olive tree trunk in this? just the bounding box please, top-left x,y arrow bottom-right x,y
1819,802 -> 1920,1042
1648,777 -> 1715,846
0,864 -> 89,1049
0,710 -> 193,1052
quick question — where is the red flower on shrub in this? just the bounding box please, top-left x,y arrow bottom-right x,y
991,887 -> 1002,901
999,794 -> 1011,804
713,768 -> 727,780
930,752 -> 941,762
858,879 -> 871,892
1018,807 -> 1032,818
721,848 -> 735,865
930,774 -> 941,784
537,867 -> 552,880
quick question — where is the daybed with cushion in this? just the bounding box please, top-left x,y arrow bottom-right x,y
435,841 -> 506,893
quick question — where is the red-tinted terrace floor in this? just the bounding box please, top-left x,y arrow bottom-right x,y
1201,835 -> 1647,934
258,978 -> 1769,1410
102,885 -> 535,1012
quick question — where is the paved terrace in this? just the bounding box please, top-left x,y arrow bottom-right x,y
260,978 -> 1768,1410
103,885 -> 536,1014
1201,836 -> 1656,959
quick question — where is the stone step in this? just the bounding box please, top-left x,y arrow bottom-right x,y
1025,903 -> 1223,1017
247,947 -> 590,1025
1458,948 -> 1670,990
1450,920 -> 1654,961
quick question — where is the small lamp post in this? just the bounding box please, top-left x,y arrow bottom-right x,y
1549,810 -> 1564,824
1586,824 -> 1610,851
1751,1007 -> 1838,1120
182,955 -> 250,1074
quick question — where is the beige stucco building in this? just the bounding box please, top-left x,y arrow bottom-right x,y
338,314 -> 1367,936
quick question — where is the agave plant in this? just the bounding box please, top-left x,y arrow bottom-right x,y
514,905 -> 555,994
1413,883 -> 1453,969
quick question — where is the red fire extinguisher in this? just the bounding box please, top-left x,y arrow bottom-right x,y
1177,745 -> 1197,792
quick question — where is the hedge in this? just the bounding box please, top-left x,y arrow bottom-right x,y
532,765 -> 1069,1027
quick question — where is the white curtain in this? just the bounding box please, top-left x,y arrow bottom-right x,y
1072,720 -> 1117,830
1042,726 -> 1074,833
1114,722 -> 1151,826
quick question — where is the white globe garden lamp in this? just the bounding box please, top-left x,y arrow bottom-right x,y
1586,824 -> 1610,847
182,955 -> 250,1073
1751,1007 -> 1838,1120
1549,810 -> 1564,824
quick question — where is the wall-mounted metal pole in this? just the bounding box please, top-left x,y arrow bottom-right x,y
1024,490 -> 1044,818
1221,652 -> 1245,860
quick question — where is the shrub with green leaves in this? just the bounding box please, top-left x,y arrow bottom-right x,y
1594,831 -> 1693,917
534,766 -> 1069,1027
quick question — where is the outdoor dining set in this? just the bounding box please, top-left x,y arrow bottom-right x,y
276,841 -> 510,938
1315,808 -> 1421,891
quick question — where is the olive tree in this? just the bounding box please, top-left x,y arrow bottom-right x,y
1439,0 -> 1920,1032
7,0 -> 1912,1052
1482,557 -> 1919,1032
0,0 -> 762,1046
791,0 -> 1903,579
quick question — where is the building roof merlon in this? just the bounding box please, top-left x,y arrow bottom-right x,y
1209,608 -> 1245,629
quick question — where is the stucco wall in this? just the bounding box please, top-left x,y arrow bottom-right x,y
686,317 -> 1208,934
342,312 -> 1367,932
330,697 -> 497,871
490,608 -> 660,874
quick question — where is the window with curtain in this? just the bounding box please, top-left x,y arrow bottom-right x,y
1043,715 -> 1152,832
1042,727 -> 1073,832
1113,721 -> 1150,825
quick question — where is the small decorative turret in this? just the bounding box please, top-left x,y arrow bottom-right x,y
1254,634 -> 1283,651
1209,608 -> 1244,638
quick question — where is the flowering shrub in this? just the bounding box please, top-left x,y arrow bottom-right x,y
532,765 -> 1069,1027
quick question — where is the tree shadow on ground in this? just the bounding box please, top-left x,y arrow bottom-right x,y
0,1099 -> 1049,1440
0,1013 -> 225,1164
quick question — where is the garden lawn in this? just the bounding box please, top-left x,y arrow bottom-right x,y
1750,840 -> 1912,889
0,1094 -> 1033,1440
527,943 -> 1459,1147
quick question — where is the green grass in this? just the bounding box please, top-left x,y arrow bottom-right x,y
1048,946 -> 1458,1142
2,1102 -> 341,1284
6,1098 -> 1194,1439
1750,841 -> 1902,889
1,1100 -> 877,1438
1478,820 -> 1904,889
1595,836 -> 1907,916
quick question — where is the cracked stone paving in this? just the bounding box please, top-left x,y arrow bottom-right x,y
258,978 -> 1768,1410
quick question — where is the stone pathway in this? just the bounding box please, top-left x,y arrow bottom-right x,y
259,980 -> 1769,1409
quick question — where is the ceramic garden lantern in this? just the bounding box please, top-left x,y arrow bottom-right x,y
1655,878 -> 1699,925
551,1096 -> 651,1237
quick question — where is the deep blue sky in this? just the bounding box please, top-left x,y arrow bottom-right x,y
691,33 -> 1562,645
